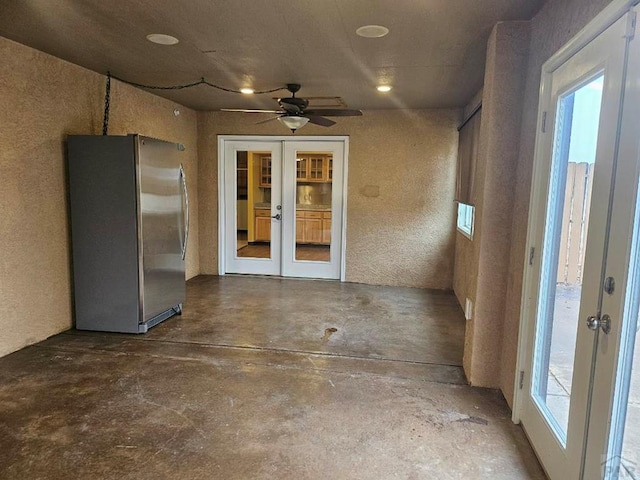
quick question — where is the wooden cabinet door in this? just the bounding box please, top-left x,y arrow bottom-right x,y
322,212 -> 332,245
296,156 -> 308,181
259,155 -> 272,186
326,157 -> 333,182
308,156 -> 324,182
295,218 -> 305,243
304,218 -> 323,243
255,216 -> 271,242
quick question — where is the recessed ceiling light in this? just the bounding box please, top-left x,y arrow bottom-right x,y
146,33 -> 179,45
376,85 -> 392,92
240,88 -> 255,95
356,25 -> 390,38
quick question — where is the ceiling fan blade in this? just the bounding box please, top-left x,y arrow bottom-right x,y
306,115 -> 336,127
304,109 -> 363,117
255,116 -> 282,125
220,108 -> 283,113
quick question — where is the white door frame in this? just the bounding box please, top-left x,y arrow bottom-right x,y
513,0 -> 640,425
217,135 -> 350,281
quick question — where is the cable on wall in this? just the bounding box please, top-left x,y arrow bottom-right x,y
108,73 -> 286,95
102,72 -> 111,135
100,72 -> 285,134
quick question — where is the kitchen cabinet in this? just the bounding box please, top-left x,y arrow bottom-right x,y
255,207 -> 331,245
296,210 -> 331,245
295,154 -> 332,182
308,156 -> 324,181
296,156 -> 308,181
254,209 -> 271,241
259,154 -> 272,186
304,211 -> 323,243
322,211 -> 332,244
296,217 -> 304,243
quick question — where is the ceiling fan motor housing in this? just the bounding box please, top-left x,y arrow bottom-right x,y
279,97 -> 309,112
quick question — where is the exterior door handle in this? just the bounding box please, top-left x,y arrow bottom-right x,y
586,314 -> 611,335
272,213 -> 281,220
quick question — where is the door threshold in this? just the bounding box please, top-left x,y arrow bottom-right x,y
223,273 -> 339,283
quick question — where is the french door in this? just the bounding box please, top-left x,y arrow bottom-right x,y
519,7 -> 640,479
221,137 -> 346,280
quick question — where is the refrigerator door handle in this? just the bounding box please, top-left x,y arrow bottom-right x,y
179,164 -> 189,261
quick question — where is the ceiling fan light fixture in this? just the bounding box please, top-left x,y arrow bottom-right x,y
278,115 -> 310,132
146,33 -> 179,45
356,25 -> 390,38
240,87 -> 255,95
376,85 -> 392,92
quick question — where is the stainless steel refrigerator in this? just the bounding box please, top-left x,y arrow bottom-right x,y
68,134 -> 189,333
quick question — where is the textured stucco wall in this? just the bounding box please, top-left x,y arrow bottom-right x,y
463,22 -> 530,390
198,109 -> 461,289
500,0 -> 613,408
0,37 -> 199,357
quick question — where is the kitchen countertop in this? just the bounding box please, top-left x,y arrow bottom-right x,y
254,203 -> 331,211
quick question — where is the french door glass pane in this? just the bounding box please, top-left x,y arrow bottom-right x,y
608,176 -> 640,479
294,152 -> 332,262
532,74 -> 605,443
236,151 -> 271,259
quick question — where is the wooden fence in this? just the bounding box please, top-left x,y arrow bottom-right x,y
557,162 -> 594,285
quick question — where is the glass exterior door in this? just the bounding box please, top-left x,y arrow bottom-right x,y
282,141 -> 344,279
597,185 -> 640,478
222,138 -> 346,280
519,13 -> 631,479
223,141 -> 282,275
532,73 -> 604,443
582,16 -> 640,478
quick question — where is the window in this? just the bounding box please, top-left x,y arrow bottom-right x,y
457,203 -> 474,238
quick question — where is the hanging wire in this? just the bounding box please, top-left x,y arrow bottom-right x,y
108,73 -> 285,94
102,72 -> 111,135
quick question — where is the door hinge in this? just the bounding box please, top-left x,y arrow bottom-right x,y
626,11 -> 637,39
519,371 -> 525,390
529,247 -> 535,266
541,112 -> 547,133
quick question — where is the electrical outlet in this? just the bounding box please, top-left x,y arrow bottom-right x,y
464,298 -> 473,321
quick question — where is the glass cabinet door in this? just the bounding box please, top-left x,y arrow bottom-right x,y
259,155 -> 272,186
309,156 -> 324,181
296,156 -> 308,181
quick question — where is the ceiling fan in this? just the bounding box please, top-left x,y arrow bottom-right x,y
221,83 -> 363,132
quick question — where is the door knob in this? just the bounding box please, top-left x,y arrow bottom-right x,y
586,315 -> 600,331
272,213 -> 281,220
586,314 -> 611,335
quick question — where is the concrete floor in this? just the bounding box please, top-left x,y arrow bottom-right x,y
0,275 -> 545,479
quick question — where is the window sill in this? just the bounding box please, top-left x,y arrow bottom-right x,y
457,227 -> 473,241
